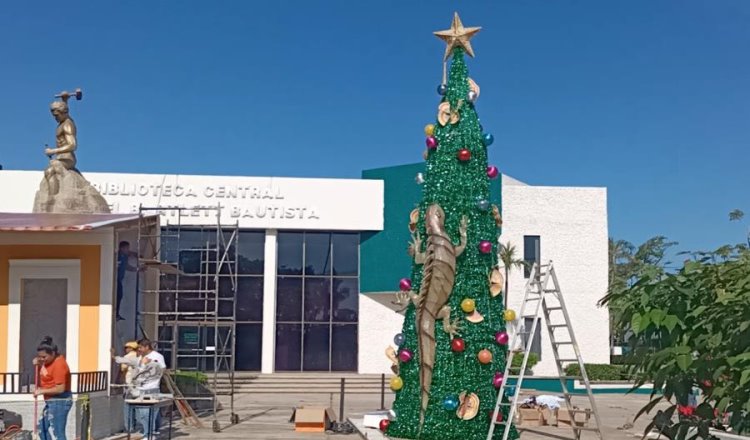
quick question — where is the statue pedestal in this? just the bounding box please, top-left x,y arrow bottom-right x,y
33,169 -> 111,214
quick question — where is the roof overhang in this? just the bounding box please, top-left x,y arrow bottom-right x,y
0,213 -> 158,232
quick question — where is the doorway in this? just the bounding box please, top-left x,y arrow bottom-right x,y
20,279 -> 68,378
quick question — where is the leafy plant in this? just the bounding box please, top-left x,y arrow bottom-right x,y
512,352 -> 539,374
172,370 -> 208,385
499,242 -> 527,308
564,364 -> 629,381
601,245 -> 750,437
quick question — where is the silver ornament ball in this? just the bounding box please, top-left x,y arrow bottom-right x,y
415,173 -> 425,184
468,90 -> 478,103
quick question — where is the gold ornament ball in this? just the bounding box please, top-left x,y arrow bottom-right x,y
424,124 -> 435,136
504,309 -> 517,322
461,298 -> 476,313
390,376 -> 404,391
478,349 -> 493,364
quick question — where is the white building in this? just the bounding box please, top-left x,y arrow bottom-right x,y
0,166 -> 608,377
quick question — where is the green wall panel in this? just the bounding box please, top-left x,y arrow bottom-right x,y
360,163 -> 502,294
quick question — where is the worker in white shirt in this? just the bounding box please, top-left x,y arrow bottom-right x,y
115,339 -> 166,437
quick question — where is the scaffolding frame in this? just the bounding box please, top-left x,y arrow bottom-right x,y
136,205 -> 239,432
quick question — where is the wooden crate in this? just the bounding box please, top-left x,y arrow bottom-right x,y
290,406 -> 336,432
516,407 -> 545,427
557,407 -> 590,427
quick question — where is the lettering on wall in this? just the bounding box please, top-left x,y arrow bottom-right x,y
92,182 -> 320,220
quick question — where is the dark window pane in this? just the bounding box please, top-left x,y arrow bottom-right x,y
158,276 -> 176,314
303,324 -> 330,371
216,279 -> 238,317
275,323 -> 302,371
276,277 -> 302,321
236,277 -> 264,322
523,235 -> 541,278
158,325 -> 174,342
218,276 -> 235,298
202,326 -> 231,372
332,278 -> 358,323
157,326 -> 174,361
161,350 -> 173,369
278,232 -> 303,275
304,278 -> 331,322
178,326 -> 201,349
332,233 -> 359,276
305,233 -> 331,275
238,232 -> 265,275
235,324 -> 262,371
219,298 -> 234,317
176,356 -> 199,370
331,324 -> 358,371
523,318 -> 542,359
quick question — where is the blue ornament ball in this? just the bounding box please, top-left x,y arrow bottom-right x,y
476,198 -> 490,211
437,84 -> 447,95
393,333 -> 405,346
482,133 -> 494,146
443,396 -> 459,411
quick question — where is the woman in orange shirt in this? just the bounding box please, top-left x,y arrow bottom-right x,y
33,336 -> 72,440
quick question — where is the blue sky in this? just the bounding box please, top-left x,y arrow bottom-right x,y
1,1 -> 748,253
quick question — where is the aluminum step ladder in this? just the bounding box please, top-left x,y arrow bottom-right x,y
487,261 -> 604,440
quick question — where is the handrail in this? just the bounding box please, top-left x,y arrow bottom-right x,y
0,371 -> 108,395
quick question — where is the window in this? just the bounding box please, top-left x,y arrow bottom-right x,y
275,232 -> 359,372
522,317 -> 542,359
523,235 -> 541,278
159,227 -> 265,371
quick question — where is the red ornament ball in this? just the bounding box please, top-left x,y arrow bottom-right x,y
457,149 -> 471,162
399,278 -> 412,291
451,338 -> 465,352
488,410 -> 503,423
379,419 -> 390,432
495,331 -> 509,345
426,136 -> 438,150
398,349 -> 413,363
479,240 -> 493,254
487,165 -> 500,179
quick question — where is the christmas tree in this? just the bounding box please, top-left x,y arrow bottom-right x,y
384,13 -> 519,440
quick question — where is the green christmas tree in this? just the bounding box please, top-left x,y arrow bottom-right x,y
386,13 -> 519,440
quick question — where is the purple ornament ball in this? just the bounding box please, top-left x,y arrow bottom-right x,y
487,165 -> 499,179
493,372 -> 504,389
399,278 -> 412,291
495,331 -> 509,345
398,349 -> 413,363
426,136 -> 438,150
479,240 -> 493,254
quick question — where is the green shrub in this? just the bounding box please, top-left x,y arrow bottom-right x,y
564,363 -> 629,381
511,352 -> 540,373
172,370 -> 208,385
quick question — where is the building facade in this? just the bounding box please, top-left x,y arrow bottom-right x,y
0,167 -> 609,376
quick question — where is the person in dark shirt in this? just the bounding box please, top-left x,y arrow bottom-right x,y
117,241 -> 139,320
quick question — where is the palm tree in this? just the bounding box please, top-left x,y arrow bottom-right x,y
499,242 -> 526,309
729,209 -> 749,247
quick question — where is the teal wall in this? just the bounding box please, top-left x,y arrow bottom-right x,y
360,163 -> 502,294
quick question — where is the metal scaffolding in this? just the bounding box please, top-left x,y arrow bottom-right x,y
136,205 -> 239,432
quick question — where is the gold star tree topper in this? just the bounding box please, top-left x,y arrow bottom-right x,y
434,12 -> 481,60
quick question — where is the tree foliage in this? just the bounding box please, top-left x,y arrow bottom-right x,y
499,242 -> 526,308
606,236 -> 678,344
601,245 -> 750,438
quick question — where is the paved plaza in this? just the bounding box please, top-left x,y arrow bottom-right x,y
113,391 -> 665,440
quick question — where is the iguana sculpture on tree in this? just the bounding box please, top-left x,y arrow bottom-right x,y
408,203 -> 468,427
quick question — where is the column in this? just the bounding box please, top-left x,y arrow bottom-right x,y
261,230 -> 278,373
